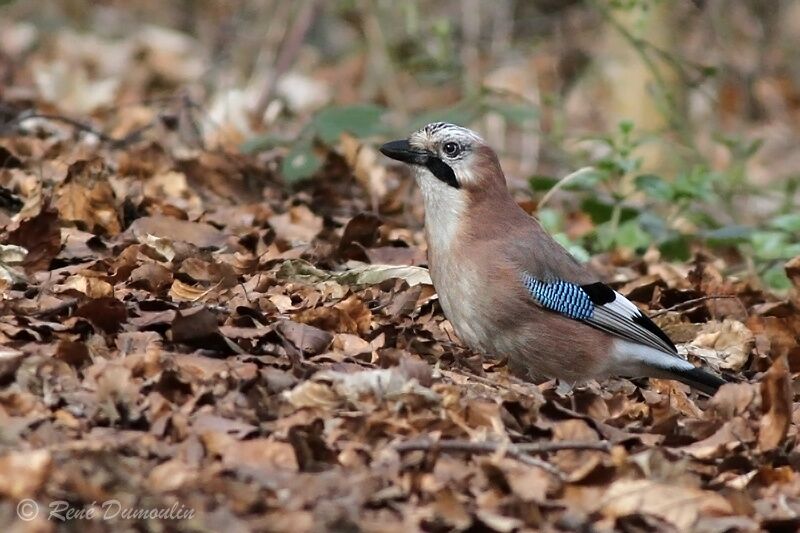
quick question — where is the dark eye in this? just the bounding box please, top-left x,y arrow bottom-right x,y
442,142 -> 461,157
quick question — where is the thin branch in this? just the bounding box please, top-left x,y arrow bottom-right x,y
649,295 -> 740,318
392,438 -> 573,479
29,298 -> 79,318
515,440 -> 612,453
537,166 -> 595,208
252,0 -> 320,124
6,112 -> 153,148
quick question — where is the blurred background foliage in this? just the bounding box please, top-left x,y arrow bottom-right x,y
1,0 -> 799,288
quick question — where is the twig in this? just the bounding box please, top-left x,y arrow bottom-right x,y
649,295 -> 740,318
393,438 -> 567,478
537,166 -> 595,208
252,0 -> 320,124
514,440 -> 611,453
7,112 -> 153,148
29,298 -> 79,318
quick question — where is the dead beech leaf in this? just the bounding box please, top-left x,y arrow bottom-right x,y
6,204 -> 60,273
338,212 -> 382,260
148,459 -> 198,492
432,487 -> 472,529
283,364 -> 438,409
600,479 -> 733,530
282,380 -> 340,410
171,307 -> 219,343
334,295 -> 372,334
220,438 -> 298,472
758,355 -> 792,452
340,133 -> 388,208
0,244 -> 28,282
268,204 -> 323,244
0,449 -> 51,499
128,262 -> 173,292
192,413 -> 257,439
127,215 -> 228,249
169,279 -> 218,302
179,257 -> 237,288
55,158 -> 121,235
140,234 -> 177,262
74,297 -> 127,333
676,417 -> 754,459
58,275 -> 114,298
689,319 -> 755,371
785,255 -> 800,289
338,262 -> 432,287
0,348 -> 24,381
276,320 -> 333,355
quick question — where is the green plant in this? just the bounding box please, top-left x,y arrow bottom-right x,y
242,104 -> 391,183
533,120 -> 797,291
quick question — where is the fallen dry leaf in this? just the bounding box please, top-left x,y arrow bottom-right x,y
758,355 -> 792,452
600,479 -> 733,530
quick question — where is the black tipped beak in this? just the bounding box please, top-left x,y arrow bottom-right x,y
379,140 -> 429,165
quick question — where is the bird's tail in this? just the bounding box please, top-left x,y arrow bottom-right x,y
612,340 -> 727,396
660,365 -> 727,396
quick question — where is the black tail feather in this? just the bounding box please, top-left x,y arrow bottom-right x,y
664,366 -> 727,396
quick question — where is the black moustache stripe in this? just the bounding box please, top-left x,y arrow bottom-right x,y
425,157 -> 460,189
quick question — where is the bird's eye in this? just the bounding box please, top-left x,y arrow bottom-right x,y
442,142 -> 461,157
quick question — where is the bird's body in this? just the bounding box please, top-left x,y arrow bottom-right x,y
381,122 -> 726,395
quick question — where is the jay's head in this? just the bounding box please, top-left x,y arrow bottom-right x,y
380,122 -> 505,194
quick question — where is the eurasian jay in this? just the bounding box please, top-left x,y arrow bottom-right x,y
380,122 -> 726,395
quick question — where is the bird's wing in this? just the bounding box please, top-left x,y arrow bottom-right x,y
521,274 -> 677,355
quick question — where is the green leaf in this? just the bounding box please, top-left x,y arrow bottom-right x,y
762,265 -> 792,291
552,233 -> 591,263
702,225 -> 752,246
634,174 -> 673,201
281,142 -> 323,183
659,234 -> 691,261
240,133 -> 285,154
312,104 -> 388,144
536,208 -> 562,233
529,176 -> 558,192
751,231 -> 789,260
581,198 -> 639,225
769,213 -> 800,233
615,219 -> 651,251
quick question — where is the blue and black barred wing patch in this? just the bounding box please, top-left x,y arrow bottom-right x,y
521,275 -> 594,320
522,276 -> 677,354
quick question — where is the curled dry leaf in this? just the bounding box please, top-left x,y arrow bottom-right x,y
169,279 -> 218,302
283,365 -> 439,409
340,133 -> 388,208
785,255 -> 800,288
148,458 -> 198,492
0,449 -> 52,499
74,296 -> 128,333
55,158 -> 122,235
220,438 -> 299,472
758,355 -> 792,452
276,320 -> 333,355
268,204 -> 323,244
338,262 -> 432,287
57,274 -> 114,298
600,479 -> 733,530
6,204 -> 60,274
0,243 -> 28,282
127,215 -> 228,249
689,319 -> 755,372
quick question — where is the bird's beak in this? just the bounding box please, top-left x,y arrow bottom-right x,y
379,140 -> 429,166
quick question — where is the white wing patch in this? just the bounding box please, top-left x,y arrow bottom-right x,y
585,290 -> 677,355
